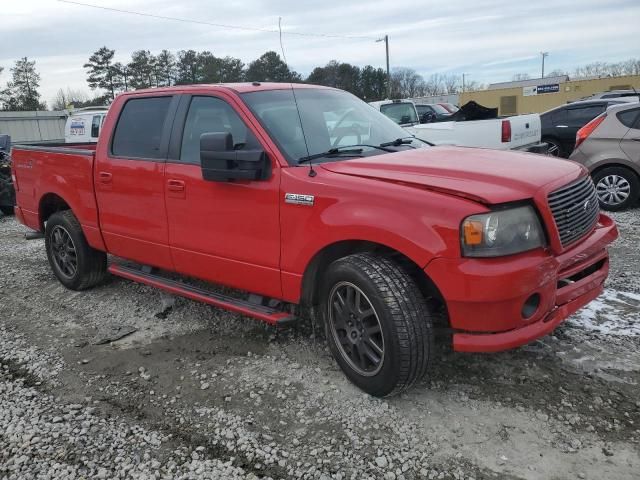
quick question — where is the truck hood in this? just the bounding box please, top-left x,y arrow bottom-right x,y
320,146 -> 584,204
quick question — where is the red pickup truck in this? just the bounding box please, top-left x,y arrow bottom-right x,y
12,83 -> 618,396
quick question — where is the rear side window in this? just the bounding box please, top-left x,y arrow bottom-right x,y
566,105 -> 604,125
617,108 -> 640,129
380,103 -> 418,125
91,115 -> 101,138
112,97 -> 172,159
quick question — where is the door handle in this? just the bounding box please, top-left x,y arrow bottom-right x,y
556,125 -> 568,128
98,171 -> 112,183
167,179 -> 185,192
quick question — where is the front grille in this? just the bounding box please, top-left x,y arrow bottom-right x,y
548,176 -> 599,247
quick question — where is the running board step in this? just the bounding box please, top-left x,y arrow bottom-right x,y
108,263 -> 297,326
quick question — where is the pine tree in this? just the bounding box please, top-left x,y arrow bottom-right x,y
84,47 -> 120,100
1,57 -> 46,111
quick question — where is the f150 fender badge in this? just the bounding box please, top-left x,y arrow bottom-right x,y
285,193 -> 315,206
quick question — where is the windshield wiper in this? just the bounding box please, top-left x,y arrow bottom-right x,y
298,148 -> 364,164
379,137 -> 416,148
298,143 -> 402,164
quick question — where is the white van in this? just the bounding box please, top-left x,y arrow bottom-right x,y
64,108 -> 108,143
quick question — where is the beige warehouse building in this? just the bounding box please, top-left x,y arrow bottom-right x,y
459,74 -> 640,116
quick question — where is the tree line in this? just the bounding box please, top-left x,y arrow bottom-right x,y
2,52 -> 640,111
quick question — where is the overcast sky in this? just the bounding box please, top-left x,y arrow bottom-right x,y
1,0 -> 639,105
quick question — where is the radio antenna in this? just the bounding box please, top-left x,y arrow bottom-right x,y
278,17 -> 315,177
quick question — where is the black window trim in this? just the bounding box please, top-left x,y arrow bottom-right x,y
167,93 -> 267,165
616,107 -> 640,129
108,94 -> 179,162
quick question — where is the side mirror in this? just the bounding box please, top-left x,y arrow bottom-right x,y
200,132 -> 270,182
420,112 -> 435,124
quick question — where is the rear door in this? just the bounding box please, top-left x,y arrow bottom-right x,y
163,93 -> 282,298
95,94 -> 179,269
619,107 -> 640,163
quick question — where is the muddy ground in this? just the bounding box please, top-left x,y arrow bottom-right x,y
0,211 -> 639,480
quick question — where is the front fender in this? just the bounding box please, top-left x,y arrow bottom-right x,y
279,167 -> 485,302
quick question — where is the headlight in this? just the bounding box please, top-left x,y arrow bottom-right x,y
461,205 -> 545,257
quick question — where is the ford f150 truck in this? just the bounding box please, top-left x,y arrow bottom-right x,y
12,83 -> 618,397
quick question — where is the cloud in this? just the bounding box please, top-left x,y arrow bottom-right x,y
1,0 -> 639,103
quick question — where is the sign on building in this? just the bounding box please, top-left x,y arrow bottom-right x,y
523,84 -> 560,96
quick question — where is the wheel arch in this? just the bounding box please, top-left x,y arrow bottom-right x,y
38,193 -> 71,230
299,240 -> 448,326
591,161 -> 640,180
37,191 -> 106,251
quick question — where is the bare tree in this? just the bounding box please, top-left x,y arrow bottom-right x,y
390,68 -> 425,98
442,74 -> 460,94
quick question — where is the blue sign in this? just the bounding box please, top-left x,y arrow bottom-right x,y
536,84 -> 560,94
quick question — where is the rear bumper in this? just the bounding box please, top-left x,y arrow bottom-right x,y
425,214 -> 618,353
513,141 -> 548,154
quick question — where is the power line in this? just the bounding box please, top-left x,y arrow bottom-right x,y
57,0 -> 379,41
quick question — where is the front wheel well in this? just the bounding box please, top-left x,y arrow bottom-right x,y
590,163 -> 640,181
300,241 -> 448,327
39,193 -> 71,231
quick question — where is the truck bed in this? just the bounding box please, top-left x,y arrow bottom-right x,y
11,142 -> 101,245
406,113 -> 542,150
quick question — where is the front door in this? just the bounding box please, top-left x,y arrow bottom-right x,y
164,94 -> 282,299
95,94 -> 178,269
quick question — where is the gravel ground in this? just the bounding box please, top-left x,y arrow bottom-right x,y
0,211 -> 639,480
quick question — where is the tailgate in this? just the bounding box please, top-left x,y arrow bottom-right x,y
506,114 -> 541,149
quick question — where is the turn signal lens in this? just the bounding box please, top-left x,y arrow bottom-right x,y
463,220 -> 483,245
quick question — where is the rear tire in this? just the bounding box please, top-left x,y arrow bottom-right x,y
592,166 -> 639,211
543,137 -> 564,158
0,205 -> 14,216
321,253 -> 433,397
45,210 -> 107,290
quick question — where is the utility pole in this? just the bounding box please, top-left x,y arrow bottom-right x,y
540,51 -> 549,78
377,35 -> 390,98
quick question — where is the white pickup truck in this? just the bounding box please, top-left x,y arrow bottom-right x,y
370,100 -> 547,153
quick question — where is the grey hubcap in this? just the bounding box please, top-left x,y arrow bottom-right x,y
328,281 -> 384,376
50,225 -> 78,279
596,175 -> 630,206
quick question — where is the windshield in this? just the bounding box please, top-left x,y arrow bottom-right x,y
379,102 -> 419,125
242,88 -> 420,165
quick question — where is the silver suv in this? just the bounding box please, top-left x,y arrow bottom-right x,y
569,102 -> 640,211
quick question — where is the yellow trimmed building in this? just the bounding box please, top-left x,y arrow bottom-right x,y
459,74 -> 640,116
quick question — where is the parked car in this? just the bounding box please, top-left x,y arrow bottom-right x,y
569,102 -> 640,211
368,99 -> 419,127
415,103 -> 452,123
580,90 -> 639,101
541,99 -> 633,157
64,108 -> 108,143
12,83 -> 617,397
372,99 -> 546,152
0,135 -> 15,216
439,103 -> 459,114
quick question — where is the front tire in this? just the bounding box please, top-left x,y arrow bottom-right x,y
592,166 -> 639,211
45,210 -> 107,290
0,205 -> 14,216
321,253 -> 433,397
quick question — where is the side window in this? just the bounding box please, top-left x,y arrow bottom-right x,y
566,105 -> 604,126
180,96 -> 261,164
91,115 -> 101,138
617,108 -> 640,129
112,97 -> 172,159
